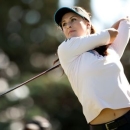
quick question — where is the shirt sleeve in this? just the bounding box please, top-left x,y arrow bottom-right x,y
58,29 -> 110,61
110,20 -> 130,59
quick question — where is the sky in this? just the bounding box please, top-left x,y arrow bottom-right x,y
59,0 -> 130,31
91,0 -> 130,31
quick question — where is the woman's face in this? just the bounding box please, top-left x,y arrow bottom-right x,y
61,12 -> 91,39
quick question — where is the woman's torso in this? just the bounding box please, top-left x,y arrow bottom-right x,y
87,48 -> 130,124
58,45 -> 130,123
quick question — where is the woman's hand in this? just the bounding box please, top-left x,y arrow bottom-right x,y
111,16 -> 130,29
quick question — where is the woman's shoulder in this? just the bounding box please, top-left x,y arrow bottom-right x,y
58,37 -> 76,49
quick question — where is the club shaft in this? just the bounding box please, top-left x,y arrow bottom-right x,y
0,64 -> 60,97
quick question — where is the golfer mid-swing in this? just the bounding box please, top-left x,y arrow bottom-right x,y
54,6 -> 130,130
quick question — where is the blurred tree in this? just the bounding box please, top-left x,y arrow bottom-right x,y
0,0 -> 59,73
75,0 -> 91,12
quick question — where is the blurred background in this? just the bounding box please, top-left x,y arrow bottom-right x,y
0,0 -> 130,130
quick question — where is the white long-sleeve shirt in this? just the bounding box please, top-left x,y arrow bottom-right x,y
57,20 -> 130,123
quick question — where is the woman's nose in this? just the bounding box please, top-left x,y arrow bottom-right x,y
66,22 -> 72,28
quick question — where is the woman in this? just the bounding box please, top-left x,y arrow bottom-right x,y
54,6 -> 130,130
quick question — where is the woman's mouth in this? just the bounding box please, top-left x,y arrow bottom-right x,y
69,30 -> 76,34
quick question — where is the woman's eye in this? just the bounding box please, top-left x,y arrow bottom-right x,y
62,23 -> 66,27
71,18 -> 76,22
61,18 -> 77,27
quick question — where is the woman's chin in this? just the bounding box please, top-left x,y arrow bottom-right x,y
68,35 -> 79,39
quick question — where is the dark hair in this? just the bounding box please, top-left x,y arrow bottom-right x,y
91,25 -> 110,56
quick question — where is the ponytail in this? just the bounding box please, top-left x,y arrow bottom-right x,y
91,25 -> 110,56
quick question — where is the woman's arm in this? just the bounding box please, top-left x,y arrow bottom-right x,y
58,28 -> 118,59
111,19 -> 126,30
110,17 -> 130,58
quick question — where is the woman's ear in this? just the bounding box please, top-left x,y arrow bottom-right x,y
84,19 -> 91,29
87,22 -> 91,29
